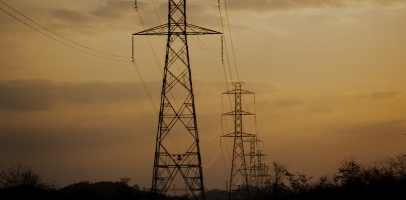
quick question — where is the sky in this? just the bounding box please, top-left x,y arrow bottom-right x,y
1,0 -> 406,190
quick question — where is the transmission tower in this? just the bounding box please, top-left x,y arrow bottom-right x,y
256,150 -> 269,189
221,82 -> 254,200
244,135 -> 262,187
251,149 -> 269,200
133,0 -> 220,199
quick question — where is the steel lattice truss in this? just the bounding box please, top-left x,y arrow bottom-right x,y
133,0 -> 220,200
244,136 -> 263,188
221,82 -> 255,200
255,150 -> 269,189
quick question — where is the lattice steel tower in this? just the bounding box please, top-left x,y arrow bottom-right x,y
245,135 -> 262,188
133,0 -> 220,199
221,82 -> 254,200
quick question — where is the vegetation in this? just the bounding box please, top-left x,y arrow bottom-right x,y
264,154 -> 406,200
0,164 -> 57,199
0,163 -> 56,190
1,154 -> 406,199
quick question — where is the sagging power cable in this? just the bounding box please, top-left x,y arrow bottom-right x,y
201,127 -> 221,141
0,1 -> 131,59
223,0 -> 240,81
132,7 -> 183,153
131,57 -> 183,153
0,6 -> 131,62
202,148 -> 221,169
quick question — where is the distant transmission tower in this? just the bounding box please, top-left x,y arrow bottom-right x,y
255,150 -> 268,189
245,135 -> 262,188
221,82 -> 254,200
133,0 -> 220,199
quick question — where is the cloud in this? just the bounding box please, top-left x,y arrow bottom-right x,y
306,106 -> 335,114
373,0 -> 406,6
244,80 -> 281,93
0,78 -> 315,109
0,125 -> 150,153
35,0 -> 216,33
327,118 -> 406,141
90,0 -> 126,18
0,79 -> 58,111
72,114 -> 112,122
49,0 -> 135,31
0,78 -> 282,112
272,98 -> 305,107
52,8 -> 93,24
225,0 -> 406,12
0,79 -> 154,111
57,81 -> 142,104
52,0 -> 127,22
370,91 -> 402,99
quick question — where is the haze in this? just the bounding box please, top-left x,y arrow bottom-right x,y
1,0 -> 405,190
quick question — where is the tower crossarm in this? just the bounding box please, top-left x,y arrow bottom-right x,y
244,138 -> 262,143
222,111 -> 255,116
133,23 -> 221,36
221,132 -> 254,138
222,90 -> 254,95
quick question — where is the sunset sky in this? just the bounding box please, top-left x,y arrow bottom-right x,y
1,0 -> 406,190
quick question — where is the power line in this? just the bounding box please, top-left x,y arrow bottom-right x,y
131,0 -> 224,89
131,1 -> 241,180
0,6 -> 131,62
0,1 -> 131,59
189,35 -> 222,61
201,128 -> 221,141
131,3 -> 188,153
220,137 -> 230,175
124,3 -> 186,155
202,148 -> 221,169
183,1 -> 237,149
223,0 -> 240,81
216,1 -> 234,114
149,0 -> 162,24
133,0 -> 224,114
131,57 -> 183,154
217,1 -> 234,83
135,10 -> 162,73
133,4 -> 184,111
0,0 -> 167,138
185,10 -> 222,60
132,62 -> 159,114
218,0 -> 252,117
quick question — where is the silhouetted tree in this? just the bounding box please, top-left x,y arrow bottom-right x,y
133,183 -> 140,191
278,154 -> 406,200
387,153 -> 406,179
120,177 -> 131,185
334,156 -> 361,188
285,171 -> 313,193
269,160 -> 289,199
0,164 -> 58,199
0,163 -> 56,190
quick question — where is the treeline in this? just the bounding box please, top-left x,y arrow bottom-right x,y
0,179 -> 152,199
252,153 -> 406,200
1,153 -> 406,199
0,164 -> 175,200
